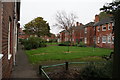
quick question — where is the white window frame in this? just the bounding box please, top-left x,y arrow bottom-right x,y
8,21 -> 12,60
108,23 -> 111,30
112,22 -> 114,27
85,28 -> 87,33
72,38 -> 74,42
112,36 -> 114,44
97,37 -> 100,43
102,36 -> 107,43
84,37 -> 87,44
97,26 -> 100,32
107,36 -> 111,43
112,22 -> 114,30
102,25 -> 106,31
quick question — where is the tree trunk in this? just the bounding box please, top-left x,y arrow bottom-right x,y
113,10 -> 120,79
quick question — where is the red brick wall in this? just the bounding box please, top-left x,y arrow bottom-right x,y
60,31 -> 65,42
2,2 -> 15,78
96,23 -> 114,48
85,26 -> 94,46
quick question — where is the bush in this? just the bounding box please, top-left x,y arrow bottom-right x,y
20,37 -> 46,50
48,39 -> 57,43
76,42 -> 86,47
80,61 -> 112,80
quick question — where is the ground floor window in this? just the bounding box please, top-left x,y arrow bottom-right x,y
97,37 -> 100,43
107,36 -> 111,43
102,36 -> 107,43
84,37 -> 87,44
112,36 -> 114,44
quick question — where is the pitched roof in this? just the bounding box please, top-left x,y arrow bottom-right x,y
94,17 -> 114,26
84,22 -> 94,27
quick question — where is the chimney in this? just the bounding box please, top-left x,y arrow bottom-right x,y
79,23 -> 83,26
76,22 -> 79,26
94,15 -> 99,22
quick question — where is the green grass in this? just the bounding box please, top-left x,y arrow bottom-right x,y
46,42 -> 58,45
25,46 -> 113,64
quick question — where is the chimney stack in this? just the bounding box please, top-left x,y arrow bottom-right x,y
76,22 -> 79,26
94,15 -> 99,22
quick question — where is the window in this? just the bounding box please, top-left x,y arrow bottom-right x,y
85,28 -> 87,33
112,22 -> 114,27
8,20 -> 12,60
84,37 -> 87,44
102,25 -> 106,31
97,37 -> 100,43
107,36 -> 111,43
72,38 -> 74,42
112,36 -> 114,44
112,22 -> 114,29
102,36 -> 107,43
97,26 -> 100,32
72,30 -> 74,34
108,23 -> 111,30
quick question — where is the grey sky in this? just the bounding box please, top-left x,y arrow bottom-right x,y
20,0 -> 112,34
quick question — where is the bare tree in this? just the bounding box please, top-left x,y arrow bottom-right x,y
55,11 -> 77,52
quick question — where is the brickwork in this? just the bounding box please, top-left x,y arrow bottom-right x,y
0,1 -> 20,79
59,16 -> 114,48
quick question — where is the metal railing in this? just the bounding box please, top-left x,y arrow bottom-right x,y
39,61 -> 105,80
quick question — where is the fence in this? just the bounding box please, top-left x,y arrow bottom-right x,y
39,61 -> 105,80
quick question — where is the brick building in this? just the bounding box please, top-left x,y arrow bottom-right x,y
18,28 -> 29,39
59,22 -> 95,47
42,34 -> 56,42
59,14 -> 114,48
94,15 -> 114,48
72,22 -> 85,44
0,1 -> 20,79
84,22 -> 95,46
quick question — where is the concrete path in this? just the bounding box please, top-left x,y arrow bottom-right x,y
11,44 -> 39,78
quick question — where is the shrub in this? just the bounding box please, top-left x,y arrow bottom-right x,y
76,42 -> 86,47
21,37 -> 46,50
80,61 -> 112,79
48,39 -> 57,43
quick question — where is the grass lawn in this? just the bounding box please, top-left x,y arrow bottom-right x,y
25,46 -> 113,64
46,42 -> 58,45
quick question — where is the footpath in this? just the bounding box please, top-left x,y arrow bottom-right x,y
11,44 -> 39,78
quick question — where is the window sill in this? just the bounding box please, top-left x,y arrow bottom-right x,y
102,42 -> 106,43
8,54 -> 12,60
0,54 -> 3,60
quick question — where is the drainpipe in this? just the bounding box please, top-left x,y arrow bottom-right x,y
13,2 -> 17,66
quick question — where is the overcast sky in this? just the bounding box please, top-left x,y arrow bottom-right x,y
20,0 -> 113,34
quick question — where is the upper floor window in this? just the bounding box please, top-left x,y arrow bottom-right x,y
102,36 -> 107,43
97,26 -> 100,32
108,23 -> 111,30
85,28 -> 87,33
112,22 -> 114,27
112,22 -> 114,30
102,25 -> 106,31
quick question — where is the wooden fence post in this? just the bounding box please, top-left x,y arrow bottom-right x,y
39,65 -> 42,75
65,62 -> 68,70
